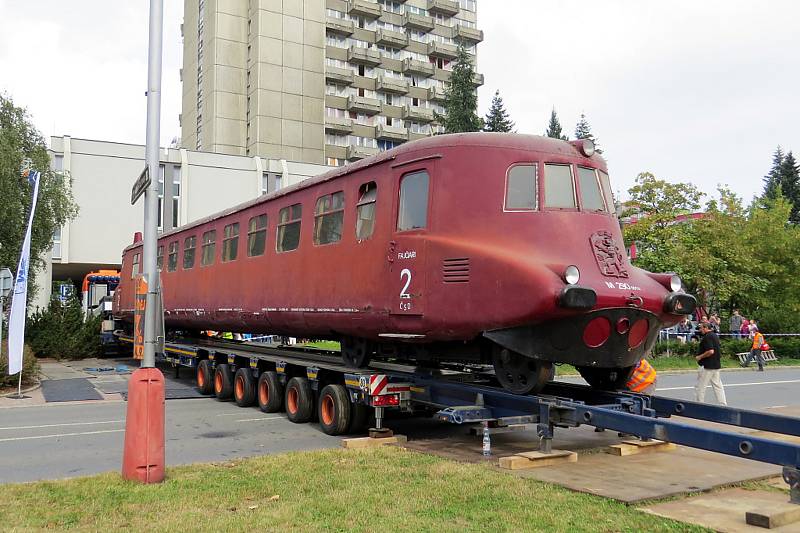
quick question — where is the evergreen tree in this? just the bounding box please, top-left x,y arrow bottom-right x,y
779,151 -> 800,223
762,146 -> 784,200
545,108 -> 568,140
574,113 -> 601,153
436,44 -> 482,133
483,90 -> 514,132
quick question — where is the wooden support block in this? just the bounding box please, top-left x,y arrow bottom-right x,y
341,434 -> 407,450
498,450 -> 577,470
746,503 -> 800,529
607,439 -> 676,456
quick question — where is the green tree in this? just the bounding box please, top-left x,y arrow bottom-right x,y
483,90 -> 514,132
436,45 -> 482,133
762,146 -> 784,201
778,151 -> 800,223
574,113 -> 601,153
545,108 -> 568,140
0,94 -> 77,297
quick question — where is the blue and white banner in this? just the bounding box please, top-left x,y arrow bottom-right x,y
7,170 -> 40,375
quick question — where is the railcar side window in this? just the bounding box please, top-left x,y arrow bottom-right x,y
248,215 -> 267,256
156,245 -> 163,270
598,170 -> 616,214
577,167 -> 606,211
277,203 -> 302,252
168,241 -> 178,272
505,165 -> 537,210
222,223 -> 239,262
356,182 -> 377,240
314,191 -> 345,245
183,236 -> 196,269
201,230 -> 216,266
132,253 -> 141,278
544,164 -> 576,209
397,171 -> 429,231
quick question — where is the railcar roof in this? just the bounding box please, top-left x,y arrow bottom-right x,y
126,133 -> 602,251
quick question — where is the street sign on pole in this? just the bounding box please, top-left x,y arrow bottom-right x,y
131,166 -> 150,205
0,268 -> 12,299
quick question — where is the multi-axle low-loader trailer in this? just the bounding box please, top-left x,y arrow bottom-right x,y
116,333 -> 800,503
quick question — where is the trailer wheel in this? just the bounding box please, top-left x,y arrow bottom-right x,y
317,384 -> 351,435
196,359 -> 214,395
214,363 -> 234,400
285,377 -> 313,423
341,336 -> 372,368
257,371 -> 283,413
234,368 -> 256,407
348,399 -> 370,434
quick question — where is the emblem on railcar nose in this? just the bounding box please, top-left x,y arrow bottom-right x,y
590,230 -> 629,278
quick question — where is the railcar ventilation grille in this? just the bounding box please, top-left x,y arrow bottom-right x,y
443,258 -> 470,283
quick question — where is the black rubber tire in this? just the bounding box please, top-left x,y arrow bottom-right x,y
341,336 -> 372,368
492,346 -> 553,395
214,363 -> 234,400
196,359 -> 214,395
285,377 -> 313,423
257,371 -> 284,413
317,384 -> 351,436
576,365 -> 635,391
348,400 -> 370,434
234,368 -> 256,407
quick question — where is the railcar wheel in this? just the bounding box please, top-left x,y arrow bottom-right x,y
234,368 -> 256,407
196,359 -> 214,395
576,365 -> 635,391
318,384 -> 351,436
341,336 -> 372,368
214,364 -> 234,400
285,377 -> 313,423
492,347 -> 553,395
257,371 -> 284,413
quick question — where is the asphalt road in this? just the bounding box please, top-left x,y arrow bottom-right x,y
1,366 -> 799,484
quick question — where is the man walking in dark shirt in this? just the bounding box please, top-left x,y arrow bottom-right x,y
695,322 -> 728,405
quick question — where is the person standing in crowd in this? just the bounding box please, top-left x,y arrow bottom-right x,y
710,314 -> 721,333
742,326 -> 766,371
676,316 -> 692,344
695,322 -> 728,405
730,310 -> 743,339
740,317 -> 750,338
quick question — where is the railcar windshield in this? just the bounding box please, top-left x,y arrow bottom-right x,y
543,164 -> 576,208
598,170 -> 615,214
577,167 -> 606,212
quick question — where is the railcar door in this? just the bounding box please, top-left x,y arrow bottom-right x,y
388,167 -> 432,316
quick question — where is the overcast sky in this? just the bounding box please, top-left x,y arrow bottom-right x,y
1,1 -> 798,202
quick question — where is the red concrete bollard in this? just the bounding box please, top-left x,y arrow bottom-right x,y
122,367 -> 166,483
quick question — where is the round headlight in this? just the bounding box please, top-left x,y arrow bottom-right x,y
670,274 -> 682,292
565,265 -> 580,285
580,139 -> 595,157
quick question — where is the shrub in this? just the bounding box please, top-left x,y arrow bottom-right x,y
0,343 -> 39,388
26,295 -> 102,360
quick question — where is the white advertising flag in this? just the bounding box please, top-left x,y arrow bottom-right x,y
8,170 -> 40,375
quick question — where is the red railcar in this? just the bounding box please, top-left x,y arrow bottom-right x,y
114,133 -> 694,394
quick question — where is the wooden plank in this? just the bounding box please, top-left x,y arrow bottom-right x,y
746,504 -> 800,528
341,435 -> 407,449
498,450 -> 577,470
607,439 -> 676,456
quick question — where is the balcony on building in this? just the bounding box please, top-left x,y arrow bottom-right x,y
325,66 -> 355,85
325,116 -> 354,135
427,86 -> 446,102
427,0 -> 460,17
403,11 -> 435,31
347,0 -> 382,19
401,57 -> 434,77
472,72 -> 484,87
347,95 -> 382,115
347,45 -> 382,67
427,41 -> 458,60
326,16 -> 355,36
376,75 -> 409,95
376,28 -> 409,48
452,25 -> 484,44
402,105 -> 435,123
376,123 -> 409,142
347,145 -> 380,161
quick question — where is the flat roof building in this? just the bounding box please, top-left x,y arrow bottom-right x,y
180,0 -> 482,166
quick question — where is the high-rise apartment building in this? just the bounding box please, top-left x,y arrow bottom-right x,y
180,0 -> 482,165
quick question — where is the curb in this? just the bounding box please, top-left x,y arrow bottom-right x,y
1,380 -> 42,398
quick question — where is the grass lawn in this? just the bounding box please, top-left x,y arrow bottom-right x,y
0,447 -> 703,532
